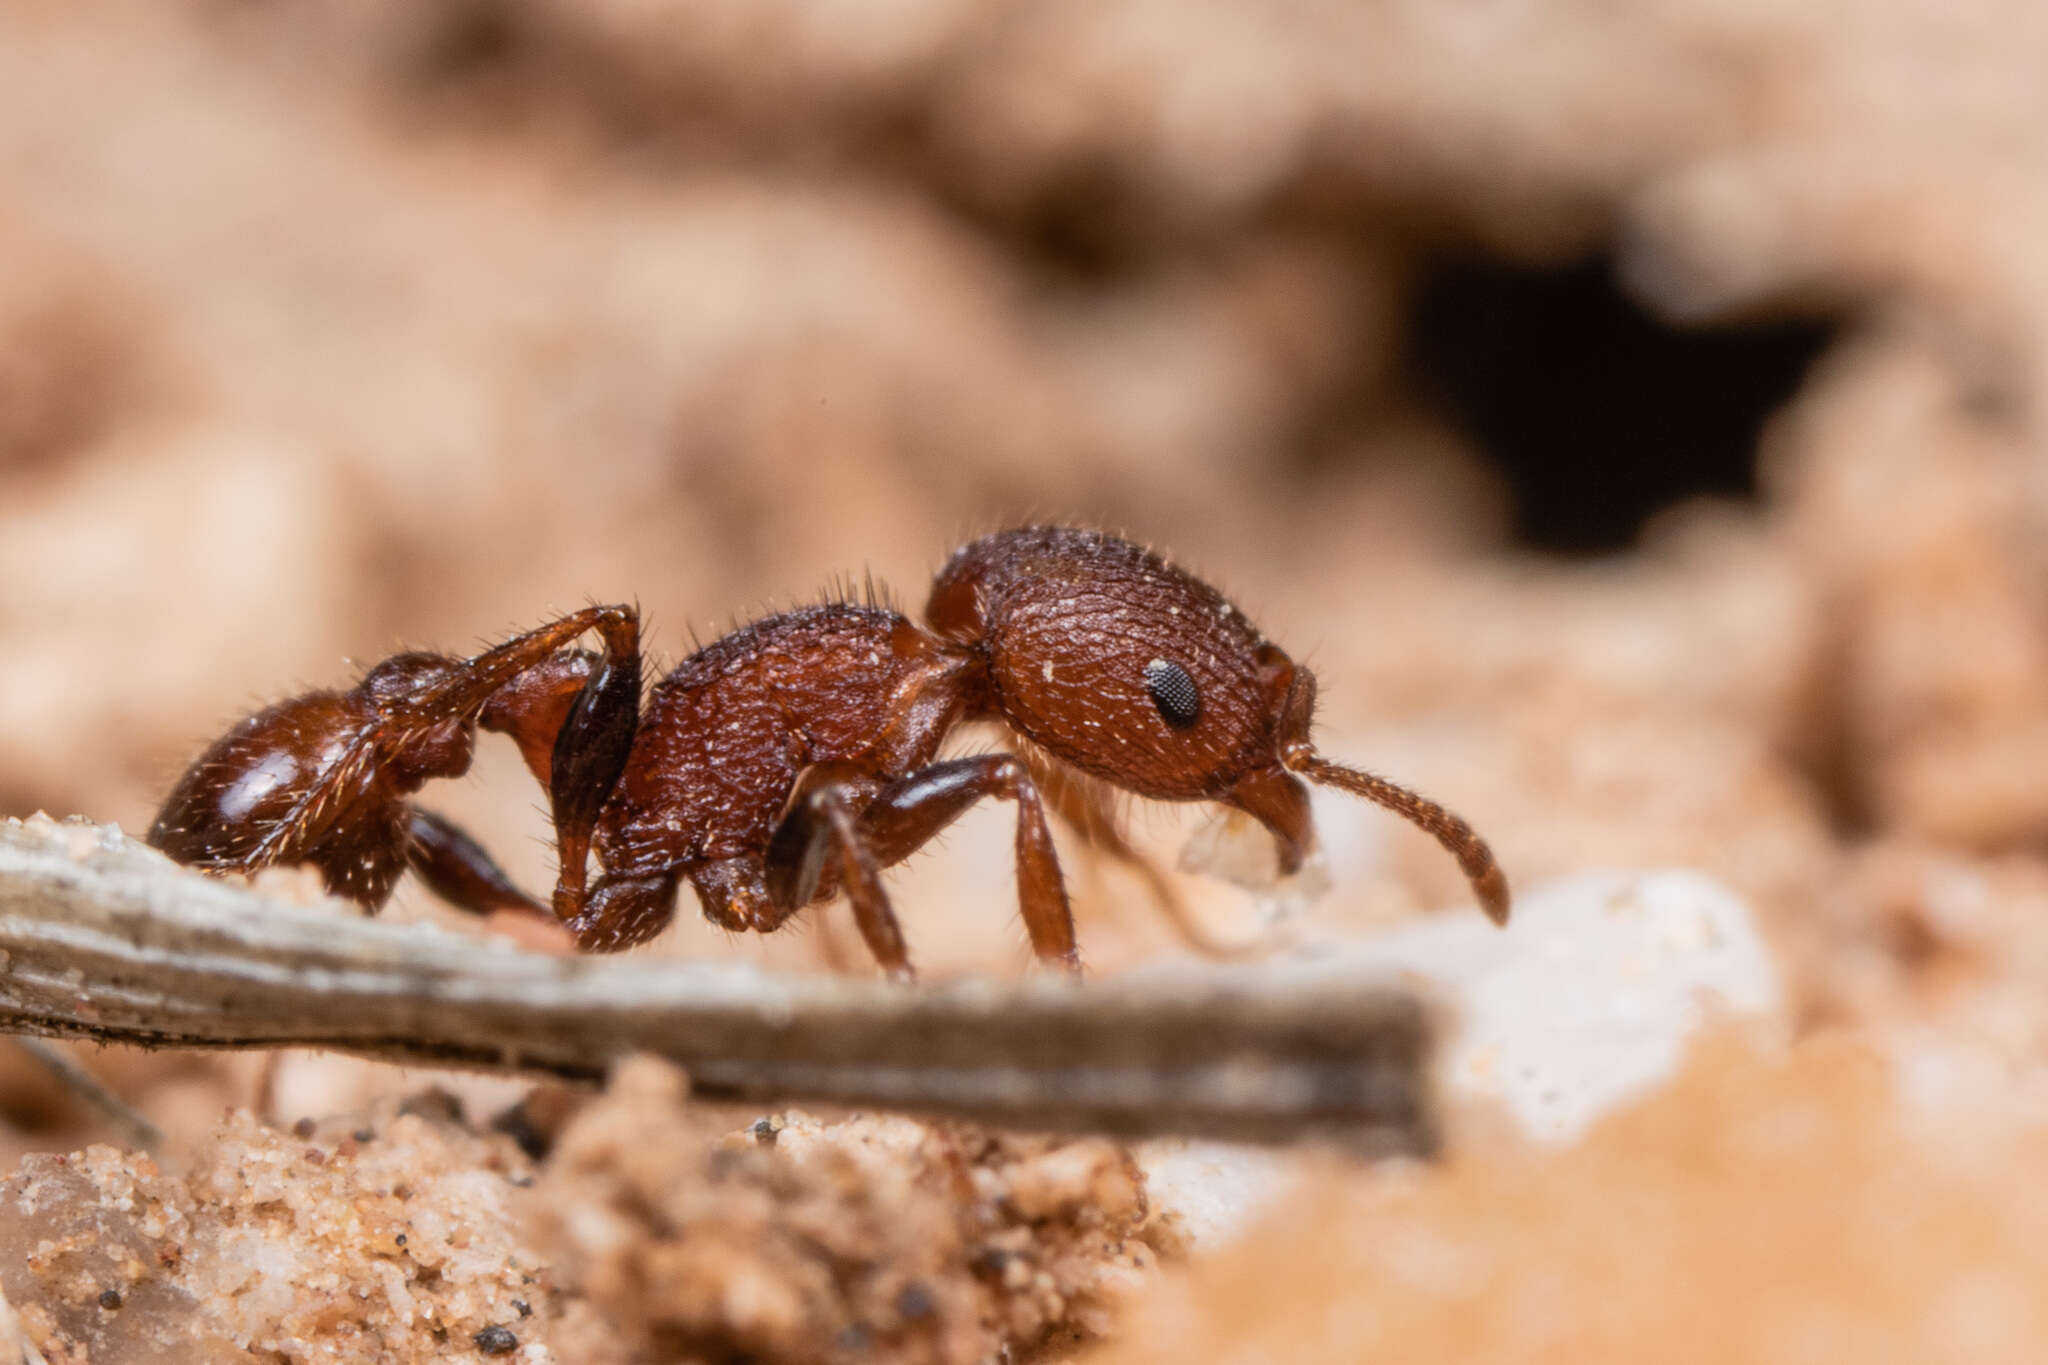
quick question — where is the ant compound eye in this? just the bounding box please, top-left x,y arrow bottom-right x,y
1144,658 -> 1201,730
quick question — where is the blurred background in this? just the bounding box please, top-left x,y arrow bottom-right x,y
8,0 -> 2048,1353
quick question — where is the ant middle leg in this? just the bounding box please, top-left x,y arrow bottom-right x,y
765,755 -> 1080,978
763,771 -> 910,980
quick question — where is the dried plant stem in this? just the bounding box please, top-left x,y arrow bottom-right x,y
11,1037 -> 164,1150
0,817 -> 1433,1150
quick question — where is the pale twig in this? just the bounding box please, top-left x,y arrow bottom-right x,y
0,816 -> 1434,1151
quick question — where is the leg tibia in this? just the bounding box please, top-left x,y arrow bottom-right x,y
546,614 -> 642,921
763,785 -> 911,980
1023,751 -> 1262,960
463,606 -> 642,928
799,755 -> 1080,975
479,653 -> 597,789
404,807 -> 548,918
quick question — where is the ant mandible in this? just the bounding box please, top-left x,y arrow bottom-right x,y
150,526 -> 1509,979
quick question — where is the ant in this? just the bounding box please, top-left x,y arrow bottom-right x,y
150,526 -> 1509,979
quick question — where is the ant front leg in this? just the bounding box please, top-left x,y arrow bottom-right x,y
1018,750 -> 1260,960
766,755 -> 1080,979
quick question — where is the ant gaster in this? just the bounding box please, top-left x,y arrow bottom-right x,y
150,527 -> 1509,978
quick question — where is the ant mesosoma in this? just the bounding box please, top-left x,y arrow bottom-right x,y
150,526 -> 1509,978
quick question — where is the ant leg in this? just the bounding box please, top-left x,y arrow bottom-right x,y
1019,750 -> 1262,960
563,869 -> 681,952
479,653 -> 596,789
546,614 -> 640,920
768,756 -> 1079,976
871,756 -> 1078,974
468,613 -> 641,923
403,807 -> 549,918
426,605 -> 634,719
764,784 -> 911,981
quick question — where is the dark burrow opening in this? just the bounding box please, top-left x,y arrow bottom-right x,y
1405,253 -> 1839,556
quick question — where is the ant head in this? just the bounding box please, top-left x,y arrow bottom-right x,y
359,652 -> 476,786
927,526 -> 1305,811
1212,642 -> 1318,875
1235,643 -> 1509,923
929,526 -> 1510,924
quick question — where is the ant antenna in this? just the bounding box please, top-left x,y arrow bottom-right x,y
1280,741 -> 1510,925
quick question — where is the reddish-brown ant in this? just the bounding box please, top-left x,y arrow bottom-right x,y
151,526 -> 1508,978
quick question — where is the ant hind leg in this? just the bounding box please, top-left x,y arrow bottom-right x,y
478,653 -> 599,790
564,869 -> 681,952
465,608 -> 643,925
403,807 -> 550,919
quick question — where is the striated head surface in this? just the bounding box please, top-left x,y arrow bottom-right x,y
928,526 -> 1507,921
927,527 -> 1288,800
